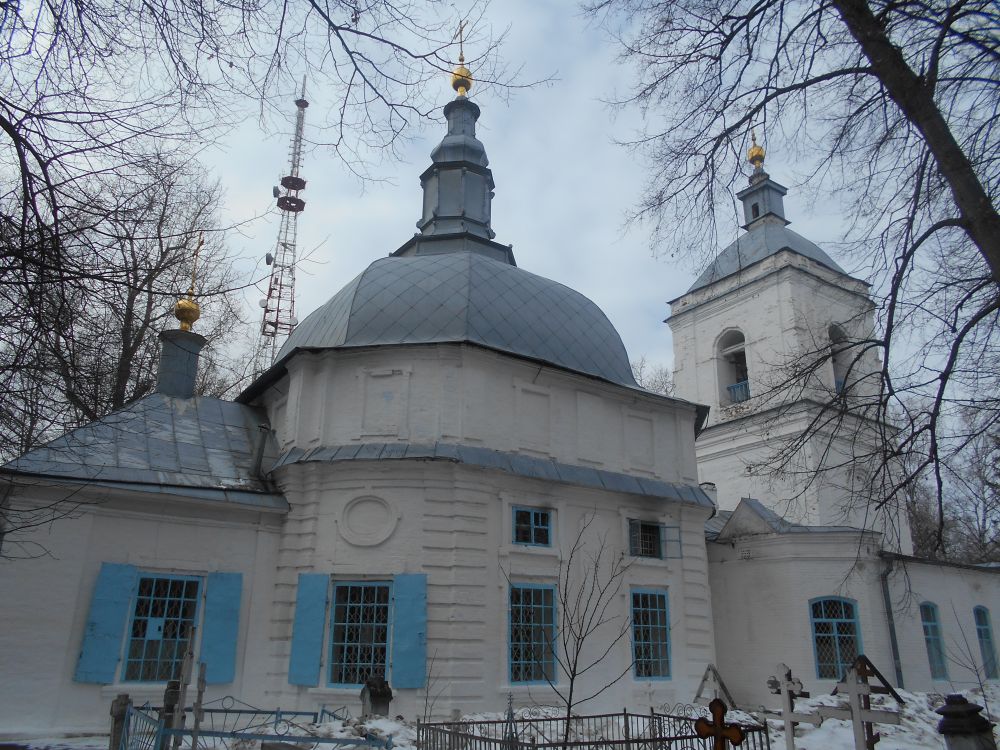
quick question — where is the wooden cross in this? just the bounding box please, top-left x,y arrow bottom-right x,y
694,663 -> 739,709
767,664 -> 821,750
694,698 -> 746,749
816,656 -> 904,750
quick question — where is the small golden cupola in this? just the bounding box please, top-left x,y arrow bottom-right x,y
451,20 -> 473,97
173,234 -> 203,331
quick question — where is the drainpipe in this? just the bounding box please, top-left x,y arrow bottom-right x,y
251,424 -> 272,478
880,555 -> 905,689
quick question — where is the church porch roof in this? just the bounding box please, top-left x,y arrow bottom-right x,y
1,394 -> 284,509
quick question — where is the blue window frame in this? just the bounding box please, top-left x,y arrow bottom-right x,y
123,574 -> 201,682
329,582 -> 391,686
513,506 -> 551,546
920,602 -> 948,680
632,589 -> 670,679
810,597 -> 861,679
509,584 -> 556,683
974,606 -> 998,679
628,520 -> 681,559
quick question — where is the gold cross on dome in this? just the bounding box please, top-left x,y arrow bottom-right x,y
694,698 -> 746,750
454,20 -> 467,62
188,232 -> 204,298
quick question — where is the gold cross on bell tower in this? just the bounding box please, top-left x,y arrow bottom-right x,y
451,20 -> 472,97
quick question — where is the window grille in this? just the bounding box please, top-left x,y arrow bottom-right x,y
513,507 -> 551,546
330,582 -> 391,685
810,597 -> 861,679
123,575 -> 200,682
628,520 -> 682,559
632,590 -> 670,679
509,585 -> 555,683
920,602 -> 948,680
974,606 -> 998,679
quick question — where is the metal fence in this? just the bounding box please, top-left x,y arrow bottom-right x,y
119,697 -> 383,750
417,708 -> 770,750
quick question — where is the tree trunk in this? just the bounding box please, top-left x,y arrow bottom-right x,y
830,0 -> 1000,285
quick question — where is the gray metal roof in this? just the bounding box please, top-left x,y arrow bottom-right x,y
277,252 -> 637,386
272,442 -> 713,508
1,394 -> 285,509
688,222 -> 847,293
709,497 -> 864,540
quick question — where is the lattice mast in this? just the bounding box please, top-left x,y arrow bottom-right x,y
259,77 -> 309,364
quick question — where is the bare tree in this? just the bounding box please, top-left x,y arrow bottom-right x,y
589,0 -> 1000,548
502,513 -> 633,744
0,153 -> 248,461
1,0 -> 516,290
632,356 -> 674,396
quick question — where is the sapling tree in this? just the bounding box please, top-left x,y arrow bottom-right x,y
502,512 -> 634,745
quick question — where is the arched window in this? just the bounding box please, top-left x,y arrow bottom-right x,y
920,602 -> 948,680
829,324 -> 849,394
810,597 -> 861,679
974,606 -> 998,679
717,330 -> 750,404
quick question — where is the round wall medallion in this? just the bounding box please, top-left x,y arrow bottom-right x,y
338,495 -> 399,546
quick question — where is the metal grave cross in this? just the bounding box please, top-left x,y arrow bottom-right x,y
816,655 -> 904,750
766,663 -> 821,750
694,698 -> 746,750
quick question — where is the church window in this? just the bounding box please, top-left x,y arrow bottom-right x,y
751,202 -> 760,219
123,575 -> 201,682
974,606 -> 998,679
810,597 -> 861,679
717,330 -> 750,404
288,573 -> 426,689
628,520 -> 682,559
75,563 -> 242,685
513,506 -> 551,546
509,584 -> 556,683
631,589 -> 670,679
920,602 -> 948,680
329,582 -> 391,685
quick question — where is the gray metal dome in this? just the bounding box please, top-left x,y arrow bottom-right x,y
277,252 -> 637,386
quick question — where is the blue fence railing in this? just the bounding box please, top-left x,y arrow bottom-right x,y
727,380 -> 751,404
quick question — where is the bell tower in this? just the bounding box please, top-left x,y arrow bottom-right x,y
667,136 -> 906,548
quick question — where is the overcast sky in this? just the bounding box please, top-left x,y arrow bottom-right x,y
203,2 -> 841,375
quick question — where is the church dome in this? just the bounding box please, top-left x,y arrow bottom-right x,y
277,251 -> 637,386
250,92 -> 637,392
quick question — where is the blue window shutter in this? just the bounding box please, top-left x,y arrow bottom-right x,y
74,562 -> 138,683
391,573 -> 427,688
202,573 -> 242,684
288,573 -> 329,686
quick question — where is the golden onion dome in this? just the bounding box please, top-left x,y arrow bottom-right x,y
451,60 -> 472,97
174,290 -> 201,331
748,129 -> 765,168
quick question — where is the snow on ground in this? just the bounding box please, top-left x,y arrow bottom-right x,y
11,685 -> 1000,750
764,684 -> 1000,750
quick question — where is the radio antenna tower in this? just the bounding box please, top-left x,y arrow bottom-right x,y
259,76 -> 309,367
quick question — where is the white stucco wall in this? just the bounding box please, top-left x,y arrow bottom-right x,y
707,532 -> 892,706
254,341 -> 714,718
0,485 -> 282,737
262,460 -> 715,719
267,343 -> 701,488
885,557 -> 1000,692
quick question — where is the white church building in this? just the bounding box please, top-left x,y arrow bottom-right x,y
0,77 -> 997,737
